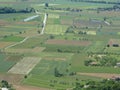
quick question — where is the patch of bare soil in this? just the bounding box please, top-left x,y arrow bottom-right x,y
14,85 -> 49,90
0,42 -> 15,48
0,73 -> 24,84
0,20 -> 9,26
78,73 -> 120,79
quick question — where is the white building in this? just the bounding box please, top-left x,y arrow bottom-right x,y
1,88 -> 8,90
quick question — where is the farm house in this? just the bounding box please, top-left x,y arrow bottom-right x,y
109,39 -> 120,47
116,63 -> 120,67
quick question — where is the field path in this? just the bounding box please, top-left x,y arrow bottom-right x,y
4,36 -> 29,49
41,13 -> 47,35
4,13 -> 48,49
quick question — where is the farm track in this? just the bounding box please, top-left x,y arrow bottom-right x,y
4,36 -> 29,49
4,13 -> 47,50
41,13 -> 47,35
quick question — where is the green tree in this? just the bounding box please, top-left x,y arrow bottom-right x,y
45,3 -> 49,7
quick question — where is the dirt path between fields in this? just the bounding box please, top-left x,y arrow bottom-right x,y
78,73 -> 120,79
40,13 -> 47,35
4,37 -> 29,49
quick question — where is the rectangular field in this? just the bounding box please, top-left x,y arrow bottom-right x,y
45,39 -> 91,46
8,57 -> 41,74
0,42 -> 15,49
0,54 -> 16,72
45,25 -> 68,35
5,47 -> 45,53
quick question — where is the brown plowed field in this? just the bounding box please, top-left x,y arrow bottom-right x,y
0,42 -> 15,48
78,73 -> 120,79
46,39 -> 91,46
14,85 -> 49,90
0,20 -> 9,26
0,73 -> 24,84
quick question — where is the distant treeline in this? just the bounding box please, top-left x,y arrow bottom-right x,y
46,7 -> 82,12
0,7 -> 35,14
68,0 -> 120,5
97,5 -> 120,11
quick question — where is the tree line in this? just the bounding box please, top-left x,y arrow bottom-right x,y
0,7 -> 35,14
68,0 -> 120,5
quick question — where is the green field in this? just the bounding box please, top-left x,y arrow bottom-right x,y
0,54 -> 16,72
1,36 -> 25,42
0,0 -> 120,89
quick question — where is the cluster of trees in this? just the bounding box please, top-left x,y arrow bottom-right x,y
46,7 -> 82,12
73,79 -> 120,90
1,80 -> 15,90
84,55 -> 117,66
65,26 -> 75,34
97,5 -> 120,11
0,7 -> 35,14
54,67 -> 76,77
65,25 -> 88,35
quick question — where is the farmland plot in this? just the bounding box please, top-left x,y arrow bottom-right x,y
45,39 -> 91,46
48,14 -> 59,19
45,25 -> 68,35
5,47 -> 45,53
0,42 -> 15,49
0,54 -> 16,72
8,57 -> 41,74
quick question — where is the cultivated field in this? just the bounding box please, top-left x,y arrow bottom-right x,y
5,47 -> 45,53
45,39 -> 91,46
8,57 -> 41,74
0,0 -> 120,89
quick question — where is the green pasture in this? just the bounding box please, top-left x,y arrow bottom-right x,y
85,41 -> 107,53
1,36 -> 24,42
47,18 -> 61,24
0,54 -> 16,72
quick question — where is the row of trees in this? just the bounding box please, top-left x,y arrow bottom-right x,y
46,7 -> 82,12
0,7 -> 35,14
97,5 -> 120,11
